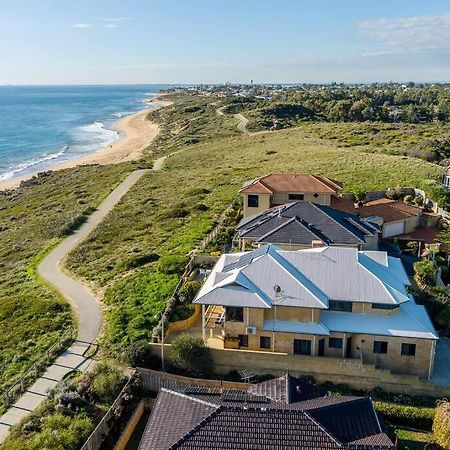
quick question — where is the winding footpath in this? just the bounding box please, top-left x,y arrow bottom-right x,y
0,162 -> 163,442
235,113 -> 249,134
216,105 -> 249,133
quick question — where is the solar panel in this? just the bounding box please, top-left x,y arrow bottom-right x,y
223,245 -> 271,272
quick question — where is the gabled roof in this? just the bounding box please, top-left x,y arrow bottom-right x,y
240,173 -> 343,194
237,202 -> 379,247
357,199 -> 421,223
195,245 -> 411,309
138,375 -> 395,450
195,244 -> 329,310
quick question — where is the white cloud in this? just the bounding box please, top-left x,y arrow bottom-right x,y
359,13 -> 450,53
72,23 -> 92,29
104,23 -> 118,29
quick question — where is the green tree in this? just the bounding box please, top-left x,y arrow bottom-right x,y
170,334 -> 213,377
414,259 -> 436,287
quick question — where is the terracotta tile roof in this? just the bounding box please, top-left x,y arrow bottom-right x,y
357,199 -> 421,223
240,173 -> 343,194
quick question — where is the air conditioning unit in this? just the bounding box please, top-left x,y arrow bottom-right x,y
246,326 -> 257,335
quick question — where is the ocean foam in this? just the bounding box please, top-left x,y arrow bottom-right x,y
0,146 -> 68,181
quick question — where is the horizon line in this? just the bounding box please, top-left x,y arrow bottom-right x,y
1,80 -> 450,87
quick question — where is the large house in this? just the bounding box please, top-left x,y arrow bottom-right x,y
138,374 -> 394,450
193,245 -> 437,379
240,173 -> 354,218
236,201 -> 380,251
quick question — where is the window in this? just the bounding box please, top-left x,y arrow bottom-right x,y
247,195 -> 259,208
373,341 -> 388,354
225,306 -> 244,322
372,303 -> 399,310
288,193 -> 304,201
260,336 -> 271,349
238,334 -> 248,347
329,337 -> 343,349
293,339 -> 311,355
401,343 -> 416,356
328,300 -> 353,312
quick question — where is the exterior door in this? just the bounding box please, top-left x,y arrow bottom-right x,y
293,339 -> 311,356
345,336 -> 352,358
318,338 -> 325,357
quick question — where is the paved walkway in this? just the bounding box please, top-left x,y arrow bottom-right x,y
235,113 -> 249,134
0,168 -> 151,443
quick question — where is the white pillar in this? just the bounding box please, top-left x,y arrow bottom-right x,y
428,340 -> 436,380
202,304 -> 206,343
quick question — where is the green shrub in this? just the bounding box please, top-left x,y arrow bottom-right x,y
157,255 -> 188,275
4,413 -> 94,450
414,259 -> 436,287
433,400 -> 450,448
170,334 -> 213,377
375,401 -> 435,430
83,362 -> 126,405
405,241 -> 419,255
124,340 -> 155,368
178,280 -> 202,302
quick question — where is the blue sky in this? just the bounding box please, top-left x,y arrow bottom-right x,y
1,0 -> 449,84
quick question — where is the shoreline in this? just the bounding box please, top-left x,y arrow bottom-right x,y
0,97 -> 172,191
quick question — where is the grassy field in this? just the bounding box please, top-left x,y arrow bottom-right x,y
64,94 -> 444,354
0,164 -> 131,392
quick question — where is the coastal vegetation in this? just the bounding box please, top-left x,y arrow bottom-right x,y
0,164 -> 131,392
0,362 -> 126,450
221,84 -> 450,166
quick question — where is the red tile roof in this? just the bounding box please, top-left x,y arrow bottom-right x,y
240,173 -> 343,194
357,199 -> 421,223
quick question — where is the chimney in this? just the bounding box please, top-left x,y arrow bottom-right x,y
311,240 -> 324,248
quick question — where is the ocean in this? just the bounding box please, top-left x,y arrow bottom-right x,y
0,85 -> 170,181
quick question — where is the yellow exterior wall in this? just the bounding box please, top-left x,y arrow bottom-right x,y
264,306 -> 317,322
272,192 -> 332,206
350,303 -> 397,316
217,306 -> 433,377
351,334 -> 433,377
242,193 -> 271,218
241,192 -> 334,218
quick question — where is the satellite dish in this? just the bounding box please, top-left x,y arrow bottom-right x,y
273,285 -> 282,295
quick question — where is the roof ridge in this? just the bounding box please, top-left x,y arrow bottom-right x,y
310,174 -> 342,192
267,247 -> 329,308
311,203 -> 365,244
257,216 -> 298,242
169,406 -> 223,449
303,410 -> 344,447
345,217 -> 376,237
356,254 -> 406,305
293,216 -> 330,243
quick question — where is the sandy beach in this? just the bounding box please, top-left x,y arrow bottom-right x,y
0,97 -> 172,191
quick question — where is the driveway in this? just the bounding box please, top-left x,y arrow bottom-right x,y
431,337 -> 450,387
